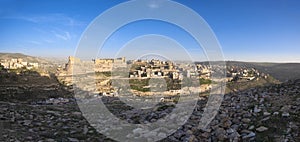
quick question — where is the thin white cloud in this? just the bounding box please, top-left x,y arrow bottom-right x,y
27,40 -> 41,45
2,13 -> 86,27
66,32 -> 71,40
44,39 -> 54,43
53,31 -> 71,41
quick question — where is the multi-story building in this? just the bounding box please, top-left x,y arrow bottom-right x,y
0,58 -> 39,70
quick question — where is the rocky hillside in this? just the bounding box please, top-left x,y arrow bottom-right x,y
253,63 -> 300,82
0,70 -> 299,141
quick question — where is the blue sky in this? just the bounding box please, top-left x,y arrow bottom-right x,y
0,0 -> 300,62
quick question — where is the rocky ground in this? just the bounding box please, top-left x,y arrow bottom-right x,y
0,79 -> 299,141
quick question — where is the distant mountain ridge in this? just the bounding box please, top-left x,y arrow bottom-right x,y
195,60 -> 300,82
0,53 -> 50,64
227,61 -> 300,82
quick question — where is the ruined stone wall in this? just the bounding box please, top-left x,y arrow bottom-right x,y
65,57 -> 126,73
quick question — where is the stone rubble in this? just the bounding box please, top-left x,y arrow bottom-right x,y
0,80 -> 299,141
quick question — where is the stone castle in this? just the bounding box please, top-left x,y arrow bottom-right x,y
64,56 -> 126,73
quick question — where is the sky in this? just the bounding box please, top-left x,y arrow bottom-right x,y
0,0 -> 300,62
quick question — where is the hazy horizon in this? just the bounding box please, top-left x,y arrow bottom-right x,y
1,51 -> 300,64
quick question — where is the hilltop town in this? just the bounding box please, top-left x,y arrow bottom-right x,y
56,56 -> 275,99
0,58 -> 39,70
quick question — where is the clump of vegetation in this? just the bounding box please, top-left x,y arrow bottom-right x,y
199,78 -> 212,85
95,71 -> 111,77
130,86 -> 150,92
129,77 -> 213,92
129,78 -> 150,92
